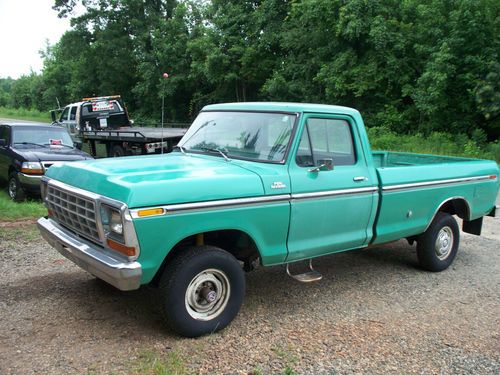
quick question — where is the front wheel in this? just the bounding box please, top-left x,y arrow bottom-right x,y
417,212 -> 459,272
8,173 -> 26,202
159,246 -> 245,337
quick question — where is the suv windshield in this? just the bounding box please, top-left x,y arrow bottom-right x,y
179,111 -> 296,163
12,127 -> 74,148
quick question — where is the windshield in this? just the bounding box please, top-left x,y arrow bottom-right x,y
12,127 -> 74,148
179,111 -> 296,163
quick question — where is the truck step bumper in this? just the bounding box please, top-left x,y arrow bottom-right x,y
37,217 -> 142,291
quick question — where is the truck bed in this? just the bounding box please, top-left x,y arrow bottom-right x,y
372,151 -> 499,244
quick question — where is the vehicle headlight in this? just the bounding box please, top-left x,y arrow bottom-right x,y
100,205 -> 124,238
21,162 -> 44,175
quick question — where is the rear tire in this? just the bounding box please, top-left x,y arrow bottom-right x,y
159,246 -> 245,338
110,144 -> 125,157
417,212 -> 459,272
8,173 -> 26,202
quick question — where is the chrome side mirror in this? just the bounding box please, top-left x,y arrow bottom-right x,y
309,158 -> 333,173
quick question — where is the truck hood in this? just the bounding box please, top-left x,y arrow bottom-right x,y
13,147 -> 92,162
45,153 -> 265,208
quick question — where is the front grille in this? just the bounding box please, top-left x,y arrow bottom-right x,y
46,184 -> 101,243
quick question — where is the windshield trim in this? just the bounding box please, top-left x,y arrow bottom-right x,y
179,110 -> 301,165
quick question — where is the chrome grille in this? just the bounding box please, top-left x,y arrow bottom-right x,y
46,184 -> 100,243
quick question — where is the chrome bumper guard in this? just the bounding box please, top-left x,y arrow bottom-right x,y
37,217 -> 142,291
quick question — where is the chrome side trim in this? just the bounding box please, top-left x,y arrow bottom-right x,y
291,186 -> 377,200
38,217 -> 141,291
130,187 -> 378,219
383,175 -> 495,192
130,194 -> 291,218
423,196 -> 472,232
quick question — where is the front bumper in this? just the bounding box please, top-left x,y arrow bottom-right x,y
38,217 -> 142,291
18,173 -> 42,192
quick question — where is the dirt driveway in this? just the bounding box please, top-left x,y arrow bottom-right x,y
0,214 -> 499,374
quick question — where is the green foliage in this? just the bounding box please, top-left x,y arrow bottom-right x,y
0,107 -> 50,122
0,191 -> 47,221
0,0 -> 498,143
132,350 -> 188,375
367,126 -> 499,162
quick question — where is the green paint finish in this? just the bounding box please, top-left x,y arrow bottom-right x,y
134,202 -> 291,283
43,102 -> 500,285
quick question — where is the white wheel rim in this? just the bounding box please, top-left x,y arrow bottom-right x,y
185,269 -> 230,321
435,226 -> 453,260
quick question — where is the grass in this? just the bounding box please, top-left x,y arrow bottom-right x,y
0,106 -> 50,123
272,345 -> 298,375
132,350 -> 188,375
0,190 -> 46,221
0,225 -> 40,242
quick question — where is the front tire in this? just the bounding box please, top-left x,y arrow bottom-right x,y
159,246 -> 245,337
8,173 -> 26,202
417,212 -> 459,272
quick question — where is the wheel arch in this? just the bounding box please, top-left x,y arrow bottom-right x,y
425,197 -> 471,231
150,228 -> 262,286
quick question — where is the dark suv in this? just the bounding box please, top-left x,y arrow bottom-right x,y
0,123 -> 93,201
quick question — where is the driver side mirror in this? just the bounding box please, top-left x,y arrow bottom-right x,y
0,139 -> 6,147
309,158 -> 333,173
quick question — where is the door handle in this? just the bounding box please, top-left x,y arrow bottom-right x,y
353,176 -> 368,182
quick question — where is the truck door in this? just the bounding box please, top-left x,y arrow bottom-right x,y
286,114 -> 377,262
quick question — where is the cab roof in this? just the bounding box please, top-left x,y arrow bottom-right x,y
202,102 -> 361,117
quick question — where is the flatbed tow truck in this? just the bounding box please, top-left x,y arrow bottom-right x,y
51,95 -> 187,157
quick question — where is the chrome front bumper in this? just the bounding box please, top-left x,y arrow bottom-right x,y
37,217 -> 142,291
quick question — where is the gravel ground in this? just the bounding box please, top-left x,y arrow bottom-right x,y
0,212 -> 499,374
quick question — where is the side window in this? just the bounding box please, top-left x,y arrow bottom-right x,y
69,106 -> 77,121
59,107 -> 70,122
296,118 -> 356,167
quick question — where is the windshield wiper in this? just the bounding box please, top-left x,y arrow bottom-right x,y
173,145 -> 186,154
200,147 -> 230,161
14,142 -> 48,148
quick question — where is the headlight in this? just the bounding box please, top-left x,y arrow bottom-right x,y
100,204 -> 138,258
100,205 -> 124,239
21,162 -> 44,175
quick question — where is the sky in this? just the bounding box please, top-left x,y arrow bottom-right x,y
0,0 -> 75,79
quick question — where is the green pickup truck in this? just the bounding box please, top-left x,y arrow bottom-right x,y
37,102 -> 499,337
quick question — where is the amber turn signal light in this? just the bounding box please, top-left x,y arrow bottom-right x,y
107,238 -> 137,257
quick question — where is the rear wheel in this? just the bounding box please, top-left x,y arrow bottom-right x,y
159,246 -> 245,337
8,173 -> 26,202
110,144 -> 125,157
417,212 -> 459,272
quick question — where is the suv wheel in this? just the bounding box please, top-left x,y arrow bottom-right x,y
8,173 -> 26,202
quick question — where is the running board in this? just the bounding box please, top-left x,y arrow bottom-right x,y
286,259 -> 323,283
